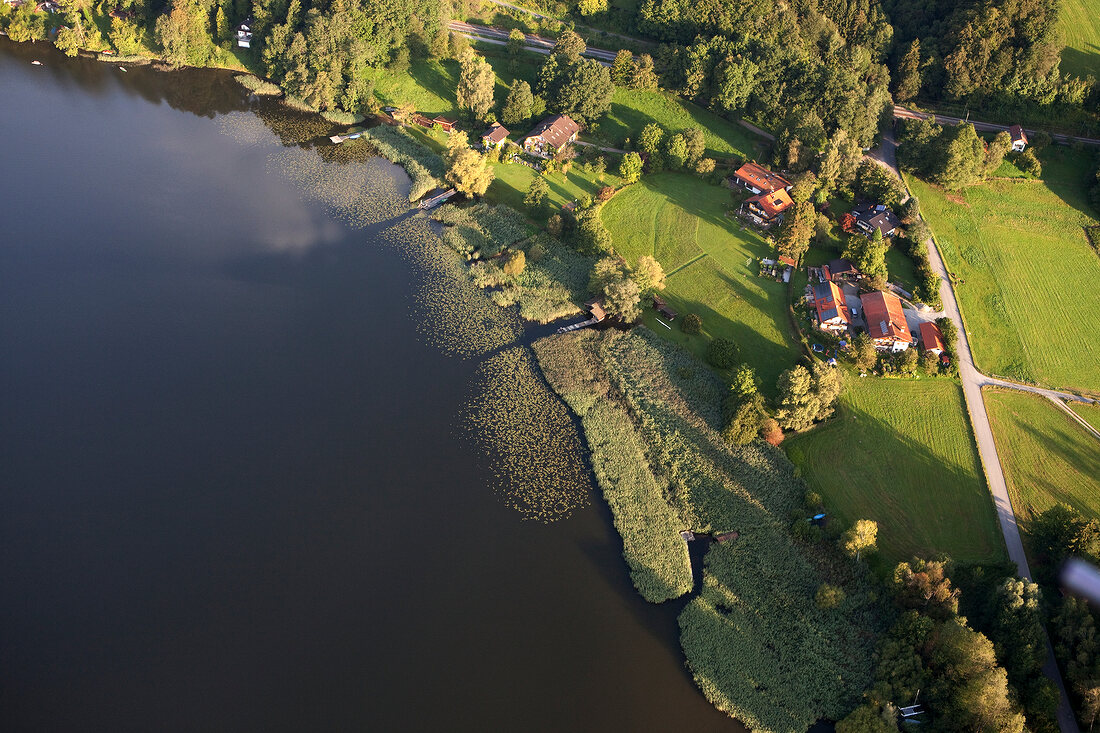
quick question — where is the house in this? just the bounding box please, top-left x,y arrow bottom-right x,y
585,298 -> 607,322
433,116 -> 458,134
652,294 -> 677,321
411,114 -> 434,128
823,258 -> 860,282
861,291 -> 912,351
920,321 -> 946,355
236,20 -> 252,48
778,256 -> 798,268
731,162 -> 791,195
522,114 -> 580,157
851,203 -> 901,238
741,188 -> 794,226
812,281 -> 850,334
1009,124 -> 1028,152
480,122 -> 509,148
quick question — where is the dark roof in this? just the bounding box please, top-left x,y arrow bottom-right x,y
827,258 -> 859,276
585,298 -> 606,322
733,162 -> 791,193
480,122 -> 509,143
525,115 -> 581,148
852,203 -> 901,234
813,281 -> 849,324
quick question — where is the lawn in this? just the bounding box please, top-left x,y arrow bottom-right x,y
1059,0 -> 1100,80
985,389 -> 1100,527
594,88 -> 769,159
785,377 -> 1004,565
1070,401 -> 1100,433
600,173 -> 800,395
908,148 -> 1100,393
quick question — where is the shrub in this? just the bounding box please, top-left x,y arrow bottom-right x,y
234,74 -> 282,96
816,583 -> 845,609
681,313 -> 702,334
706,338 -> 738,369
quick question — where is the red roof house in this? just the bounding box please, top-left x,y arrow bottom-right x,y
1009,124 -> 1028,152
480,122 -> 509,147
812,281 -> 850,334
523,115 -> 581,156
742,188 -> 794,225
732,162 -> 791,195
432,116 -> 458,133
920,321 -> 946,355
861,291 -> 912,351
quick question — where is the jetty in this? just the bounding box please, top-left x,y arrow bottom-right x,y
418,188 -> 457,210
329,126 -> 365,144
557,299 -> 606,333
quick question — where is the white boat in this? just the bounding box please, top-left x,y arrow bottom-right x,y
31,60 -> 43,66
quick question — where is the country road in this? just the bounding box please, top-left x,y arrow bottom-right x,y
894,105 -> 1100,147
478,0 -> 655,47
448,21 -> 619,65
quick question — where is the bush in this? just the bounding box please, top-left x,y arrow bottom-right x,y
234,74 -> 283,96
816,583 -> 846,609
705,338 -> 738,369
681,313 -> 702,334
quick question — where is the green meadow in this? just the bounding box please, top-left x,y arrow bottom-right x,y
1059,0 -> 1100,80
908,149 -> 1100,393
785,378 -> 1004,565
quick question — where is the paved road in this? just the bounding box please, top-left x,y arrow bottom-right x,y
480,0 -> 656,47
449,21 -> 621,63
894,105 -> 1100,147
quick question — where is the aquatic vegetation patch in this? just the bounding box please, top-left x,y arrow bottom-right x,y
359,126 -> 444,202
466,347 -> 592,523
217,111 -> 281,147
534,331 -> 694,601
536,328 -> 881,729
233,73 -> 282,96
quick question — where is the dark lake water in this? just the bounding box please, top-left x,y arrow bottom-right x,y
0,39 -> 746,732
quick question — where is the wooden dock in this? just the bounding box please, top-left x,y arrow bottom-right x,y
418,188 -> 457,210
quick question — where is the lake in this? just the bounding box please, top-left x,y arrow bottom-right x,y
0,39 -> 745,732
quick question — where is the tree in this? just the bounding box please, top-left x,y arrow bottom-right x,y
445,133 -> 495,196
935,123 -> 986,190
731,365 -> 758,398
892,558 -> 959,620
610,49 -> 633,86
633,255 -> 666,293
507,28 -> 525,69
589,256 -> 629,294
629,54 -> 658,90
789,171 -> 818,203
776,363 -> 842,431
665,133 -> 688,169
557,58 -> 614,125
722,394 -> 766,445
816,584 -> 846,609
525,176 -> 549,212
1031,503 -> 1100,584
638,123 -> 665,166
928,619 -> 1026,732
54,26 -> 81,57
457,54 -> 496,120
603,278 -> 641,321
681,313 -> 702,334
501,80 -> 534,127
893,40 -> 921,102
619,151 -> 643,182
706,338 -> 738,369
983,131 -> 1012,176
575,211 -> 614,256
501,249 -> 526,276
552,29 -> 585,63
988,578 -> 1045,689
776,201 -> 815,263
843,230 -> 888,289
155,0 -> 213,68
681,128 -> 705,167
852,333 -> 877,371
215,5 -> 230,42
577,0 -> 607,15
842,520 -> 879,560
711,56 -> 757,112
836,704 -> 898,733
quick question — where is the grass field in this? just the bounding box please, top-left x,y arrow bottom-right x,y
908,148 -> 1100,393
985,390 -> 1100,528
1059,0 -> 1100,80
1070,401 -> 1100,433
785,378 -> 1004,564
600,173 -> 800,394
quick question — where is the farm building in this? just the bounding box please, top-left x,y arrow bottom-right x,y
652,294 -> 677,320
741,188 -> 794,226
861,291 -> 912,351
1009,124 -> 1028,152
522,115 -> 580,157
851,203 -> 901,238
433,116 -> 458,134
731,162 -> 791,195
823,258 -> 860,282
812,281 -> 850,334
920,321 -> 946,355
480,122 -> 509,148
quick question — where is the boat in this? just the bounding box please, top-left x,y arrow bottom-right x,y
31,61 -> 43,66
330,126 -> 366,144
118,66 -> 127,72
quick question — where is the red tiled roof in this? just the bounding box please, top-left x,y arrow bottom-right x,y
481,122 -> 509,143
778,255 -> 797,267
813,281 -> 849,325
920,321 -> 945,352
1009,124 -> 1028,144
747,188 -> 794,218
861,291 -> 911,343
733,162 -> 790,193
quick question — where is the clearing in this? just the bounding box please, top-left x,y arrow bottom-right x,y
600,173 -> 800,394
785,377 -> 1004,565
985,389 -> 1100,525
1059,0 -> 1100,80
908,149 -> 1100,393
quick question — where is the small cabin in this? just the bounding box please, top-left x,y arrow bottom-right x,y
433,116 -> 458,134
236,21 -> 253,49
480,122 -> 509,148
1009,124 -> 1028,152
585,298 -> 607,323
652,294 -> 677,321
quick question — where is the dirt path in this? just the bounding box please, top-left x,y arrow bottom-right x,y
894,105 -> 1100,147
